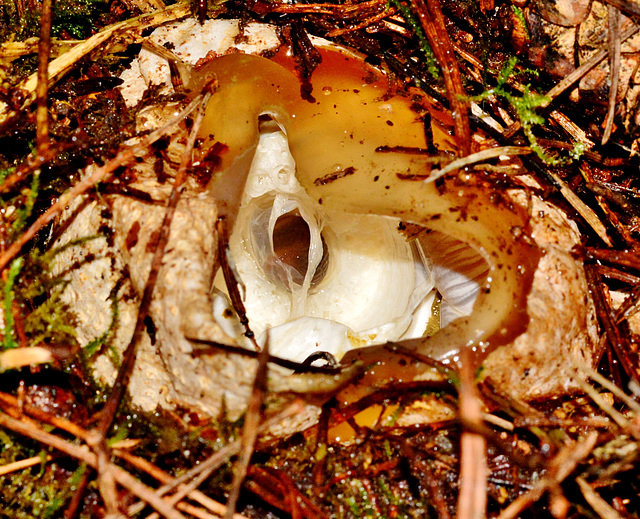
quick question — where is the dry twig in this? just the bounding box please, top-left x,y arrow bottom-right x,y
224,338 -> 271,519
602,5 -> 621,145
411,0 -> 471,156
497,432 -> 599,519
35,0 -> 52,155
0,91 -> 206,272
0,411 -> 187,519
457,348 -> 487,519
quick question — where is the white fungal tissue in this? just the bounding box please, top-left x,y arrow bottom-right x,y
213,121 -> 487,364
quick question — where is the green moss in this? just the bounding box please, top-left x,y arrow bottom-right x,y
12,169 -> 39,238
333,472 -> 430,518
0,0 -> 113,43
0,165 -> 16,183
0,246 -> 78,360
2,257 -> 23,350
80,277 -> 123,367
470,56 -> 583,164
388,0 -> 439,80
0,426 -> 89,519
511,5 -> 529,38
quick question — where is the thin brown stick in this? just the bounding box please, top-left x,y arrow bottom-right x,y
0,391 -> 93,442
497,432 -> 598,519
576,477 -> 623,519
585,264 -> 630,372
0,91 -> 206,273
543,25 -> 639,108
0,411 -> 187,519
224,337 -> 271,519
82,429 -> 118,517
326,7 -> 395,37
0,146 -> 57,195
602,5 -> 621,145
603,0 -> 640,17
175,502 -> 221,519
0,454 -> 53,476
597,264 -> 640,284
216,217 -> 259,349
35,0 -> 52,154
64,470 -> 91,519
579,364 -> 640,414
411,0 -> 471,156
585,248 -> 640,271
96,87 -> 214,438
265,0 -> 386,16
457,347 -> 487,519
546,170 -> 612,246
426,146 -> 532,182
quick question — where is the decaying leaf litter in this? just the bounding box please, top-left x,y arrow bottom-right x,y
1,0 -> 640,517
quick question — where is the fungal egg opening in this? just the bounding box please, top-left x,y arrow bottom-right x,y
268,209 -> 312,287
211,121 -> 490,364
265,208 -> 329,290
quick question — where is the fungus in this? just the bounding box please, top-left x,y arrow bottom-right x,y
194,46 -> 540,395
58,20 -> 597,423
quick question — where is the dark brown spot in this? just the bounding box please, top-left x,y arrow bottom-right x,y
396,173 -> 430,181
154,156 -> 168,184
145,229 -> 160,253
376,145 -> 431,155
98,224 -> 114,247
125,221 -> 140,250
313,166 -> 356,186
151,135 -> 170,152
144,315 -> 157,345
191,141 -> 229,186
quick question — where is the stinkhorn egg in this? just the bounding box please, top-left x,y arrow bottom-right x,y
55,19 -> 598,427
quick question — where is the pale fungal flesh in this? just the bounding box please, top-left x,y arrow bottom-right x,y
55,20 -> 598,426
196,48 -> 538,348
213,120 -> 484,363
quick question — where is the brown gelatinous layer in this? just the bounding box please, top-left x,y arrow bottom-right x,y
192,47 -> 541,401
